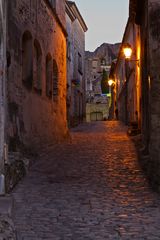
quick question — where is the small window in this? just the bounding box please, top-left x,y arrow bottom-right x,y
67,40 -> 71,61
53,59 -> 59,97
101,58 -> 106,66
92,60 -> 98,68
78,52 -> 82,74
33,40 -> 42,95
46,54 -> 52,98
48,0 -> 56,9
22,31 -> 33,90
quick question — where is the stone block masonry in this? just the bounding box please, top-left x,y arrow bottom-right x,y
6,0 -> 68,154
0,0 -> 69,193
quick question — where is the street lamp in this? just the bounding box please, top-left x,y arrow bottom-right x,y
123,43 -> 132,59
108,79 -> 115,86
123,43 -> 139,64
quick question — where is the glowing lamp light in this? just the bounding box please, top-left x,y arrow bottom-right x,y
123,44 -> 132,59
108,79 -> 114,86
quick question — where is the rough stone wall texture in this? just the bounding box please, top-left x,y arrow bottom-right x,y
138,0 -> 150,155
66,6 -> 86,127
0,0 -> 6,175
135,0 -> 160,187
6,0 -> 68,152
148,0 -> 160,184
71,18 -> 86,125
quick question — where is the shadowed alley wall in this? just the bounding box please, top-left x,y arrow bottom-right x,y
6,0 -> 68,152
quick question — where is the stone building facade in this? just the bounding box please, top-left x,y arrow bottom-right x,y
115,0 -> 160,188
66,1 -> 87,127
135,0 -> 160,187
85,43 -> 120,122
125,0 -> 160,186
114,19 -> 141,125
0,0 -> 7,194
0,0 -> 68,192
85,43 -> 120,102
7,0 -> 68,150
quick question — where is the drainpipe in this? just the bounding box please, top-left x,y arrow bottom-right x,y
0,0 -> 7,195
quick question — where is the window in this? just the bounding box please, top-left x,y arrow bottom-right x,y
67,40 -> 71,61
46,54 -> 52,98
33,40 -> 42,95
48,0 -> 56,9
22,31 -> 33,90
53,59 -> 58,97
78,52 -> 82,75
92,60 -> 98,68
101,58 -> 106,66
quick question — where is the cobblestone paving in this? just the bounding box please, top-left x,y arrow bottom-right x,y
12,121 -> 160,240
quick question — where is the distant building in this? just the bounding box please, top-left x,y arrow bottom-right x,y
66,1 -> 88,127
85,43 -> 120,102
85,43 -> 120,122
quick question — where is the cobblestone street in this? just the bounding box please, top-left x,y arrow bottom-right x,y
12,121 -> 160,240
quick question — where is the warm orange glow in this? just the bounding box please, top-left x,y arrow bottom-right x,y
108,79 -> 114,86
123,44 -> 132,59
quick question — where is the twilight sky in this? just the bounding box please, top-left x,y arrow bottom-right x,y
75,0 -> 129,51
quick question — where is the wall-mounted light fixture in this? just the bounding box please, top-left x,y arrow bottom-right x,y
123,43 -> 139,64
123,43 -> 133,59
108,79 -> 115,86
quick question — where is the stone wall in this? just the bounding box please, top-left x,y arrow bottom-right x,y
148,0 -> 160,186
66,2 -> 87,127
86,102 -> 109,122
6,0 -> 68,153
133,0 -> 160,188
0,0 -> 6,180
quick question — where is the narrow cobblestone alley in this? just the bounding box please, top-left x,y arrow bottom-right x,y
12,121 -> 160,240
